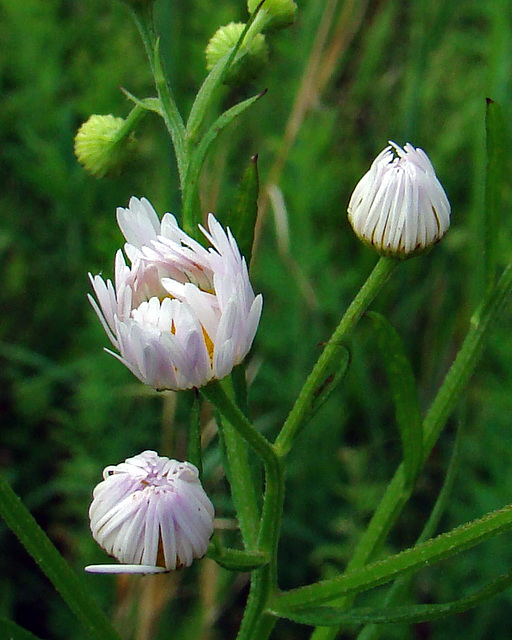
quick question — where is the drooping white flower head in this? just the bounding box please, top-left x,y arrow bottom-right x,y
86,450 -> 215,574
347,142 -> 451,258
88,197 -> 263,391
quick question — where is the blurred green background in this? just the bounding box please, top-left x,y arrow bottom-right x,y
1,0 -> 512,638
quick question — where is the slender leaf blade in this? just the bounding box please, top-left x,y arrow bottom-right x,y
186,4 -> 266,141
272,502 -> 512,609
183,91 -> 265,224
0,475 -> 121,640
0,619 -> 43,640
207,546 -> 269,571
269,567 -> 512,626
368,312 -> 423,487
227,155 -> 259,263
484,98 -> 506,289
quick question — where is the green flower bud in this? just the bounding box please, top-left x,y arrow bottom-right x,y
206,22 -> 268,85
247,0 -> 297,30
74,114 -> 134,179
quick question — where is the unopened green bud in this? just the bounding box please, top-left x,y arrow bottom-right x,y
206,22 -> 268,85
74,114 -> 134,179
248,0 -> 297,30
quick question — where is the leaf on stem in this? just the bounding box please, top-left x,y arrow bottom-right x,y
272,502 -> 512,609
0,474 -> 121,640
207,545 -> 270,571
304,344 -> 351,426
186,8 -> 265,142
355,422 -> 463,640
267,567 -> 512,626
121,88 -> 163,116
484,98 -> 506,290
182,91 -> 266,225
227,155 -> 259,264
0,619 -> 44,640
187,389 -> 203,475
367,312 -> 423,488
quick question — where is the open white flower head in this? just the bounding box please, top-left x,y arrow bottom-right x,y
86,450 -> 214,574
88,197 -> 263,391
347,142 -> 451,258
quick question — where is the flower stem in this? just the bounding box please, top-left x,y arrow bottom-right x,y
201,380 -> 284,640
309,259 -> 512,640
216,411 -> 260,550
128,5 -> 187,185
202,380 -> 277,481
0,473 -> 121,640
275,256 -> 398,456
113,103 -> 147,143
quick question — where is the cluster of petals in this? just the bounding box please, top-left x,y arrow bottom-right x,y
89,197 -> 263,391
347,142 -> 451,258
86,450 -> 215,573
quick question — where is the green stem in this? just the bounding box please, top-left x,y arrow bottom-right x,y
0,474 -> 121,640
187,389 -> 203,475
309,260 -> 512,640
202,380 -> 277,480
357,420 -> 463,640
114,103 -> 147,142
128,6 -> 187,186
201,380 -> 284,640
216,409 -> 260,550
237,455 -> 284,640
235,256 -> 398,639
275,256 -> 398,456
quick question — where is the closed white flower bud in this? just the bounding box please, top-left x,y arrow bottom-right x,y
86,450 -> 215,574
347,142 -> 451,258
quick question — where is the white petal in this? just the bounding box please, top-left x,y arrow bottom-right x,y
85,564 -> 167,574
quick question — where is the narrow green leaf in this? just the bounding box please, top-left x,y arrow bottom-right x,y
357,421 -> 463,640
206,379 -> 264,550
231,364 -> 250,419
182,91 -> 265,227
301,344 -> 350,428
121,88 -> 163,116
207,546 -> 269,571
0,619 -> 43,640
152,38 -> 187,180
187,390 -> 202,475
368,312 -> 423,487
311,262 -> 512,640
0,475 -> 121,640
186,8 -> 264,142
227,155 -> 260,263
273,502 -> 512,610
484,98 -> 506,290
269,567 -> 512,626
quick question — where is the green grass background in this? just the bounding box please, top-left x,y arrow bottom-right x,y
1,0 -> 512,638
